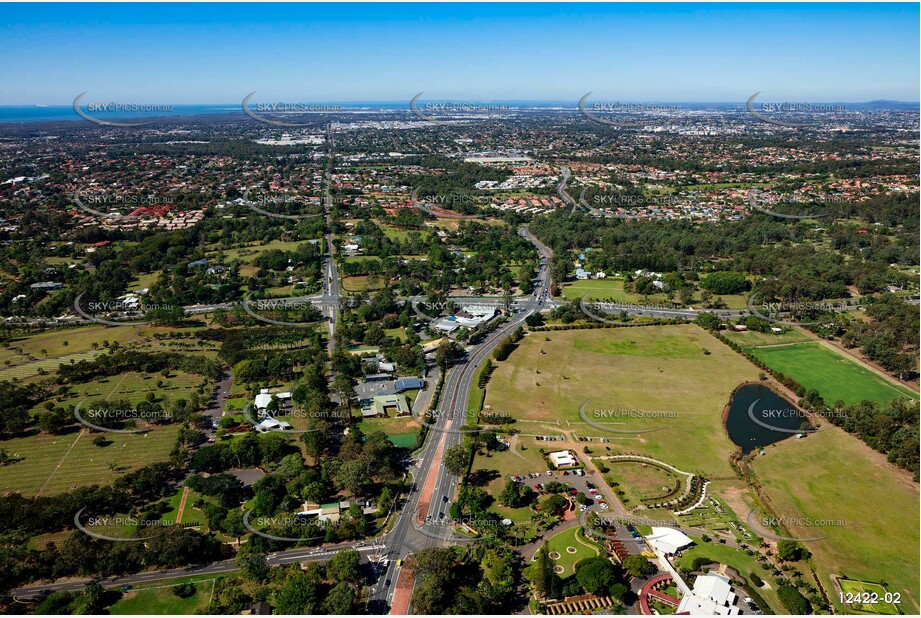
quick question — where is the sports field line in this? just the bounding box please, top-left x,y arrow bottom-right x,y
37,372 -> 131,496
36,430 -> 84,497
812,339 -> 919,400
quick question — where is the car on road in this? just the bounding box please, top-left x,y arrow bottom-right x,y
385,579 -> 392,586
121,585 -> 132,591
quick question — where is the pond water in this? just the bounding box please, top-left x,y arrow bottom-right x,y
726,383 -> 809,454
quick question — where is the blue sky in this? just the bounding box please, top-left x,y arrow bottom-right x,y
1,3 -> 918,104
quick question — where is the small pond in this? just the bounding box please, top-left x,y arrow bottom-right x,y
726,384 -> 809,454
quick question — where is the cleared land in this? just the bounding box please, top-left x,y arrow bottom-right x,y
752,428 -> 919,614
484,324 -> 761,477
108,580 -> 213,614
357,415 -> 421,449
747,342 -> 918,404
560,278 -> 650,303
723,328 -> 815,348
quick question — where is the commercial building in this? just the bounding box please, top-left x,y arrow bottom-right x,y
648,527 -> 694,555
675,573 -> 742,615
360,394 -> 411,418
548,450 -> 578,468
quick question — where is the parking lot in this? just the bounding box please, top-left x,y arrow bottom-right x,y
508,468 -> 612,512
506,467 -> 656,553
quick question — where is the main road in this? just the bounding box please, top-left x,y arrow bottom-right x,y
9,227 -> 554,609
365,226 -> 555,612
322,122 -> 339,358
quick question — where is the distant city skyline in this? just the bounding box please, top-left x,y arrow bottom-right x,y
0,2 -> 918,105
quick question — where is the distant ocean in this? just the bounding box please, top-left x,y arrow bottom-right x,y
0,105 -> 241,123
0,103 -> 414,124
1,100 -> 916,124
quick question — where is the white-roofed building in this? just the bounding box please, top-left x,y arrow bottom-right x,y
254,391 -> 274,411
676,573 -> 741,615
548,450 -> 577,468
648,527 -> 694,555
255,418 -> 293,433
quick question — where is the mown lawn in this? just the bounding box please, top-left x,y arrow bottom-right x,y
837,578 -> 901,615
357,415 -> 421,449
747,342 -> 918,404
559,278 -> 650,303
471,436 -> 553,524
0,424 -> 182,496
541,526 -> 600,574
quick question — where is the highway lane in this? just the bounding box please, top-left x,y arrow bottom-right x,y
11,541 -> 385,600
323,123 -> 339,357
557,166 -> 578,215
365,226 -> 554,612
387,225 -> 554,608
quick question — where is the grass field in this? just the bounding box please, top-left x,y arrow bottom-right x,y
606,460 -> 681,506
752,428 -> 919,614
837,578 -> 902,615
205,239 -> 304,263
747,342 -> 918,404
357,415 -> 420,448
372,220 -> 424,242
1,325 -> 141,375
342,275 -> 387,292
129,272 -> 161,291
0,424 -> 182,496
723,328 -> 815,349
385,327 -> 407,342
559,278 -> 651,303
541,526 -> 600,574
0,324 -> 157,381
0,369 -> 205,496
41,370 -> 204,410
108,580 -> 213,614
484,325 -> 761,477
